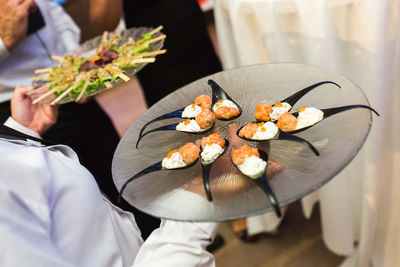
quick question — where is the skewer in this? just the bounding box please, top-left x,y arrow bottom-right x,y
138,49 -> 167,57
104,64 -> 130,82
76,79 -> 90,102
118,35 -> 166,57
96,31 -> 109,54
34,68 -> 52,74
32,76 -> 76,104
51,55 -> 63,62
26,85 -> 47,96
145,35 -> 166,46
29,76 -> 47,81
117,40 -> 134,52
32,29 -> 167,105
118,73 -> 130,82
148,25 -> 164,36
106,33 -> 121,51
104,81 -> 113,89
32,87 -> 60,104
50,76 -> 84,105
130,58 -> 156,64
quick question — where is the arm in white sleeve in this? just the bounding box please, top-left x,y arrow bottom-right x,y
133,220 -> 219,267
0,192 -> 78,266
0,149 -> 77,267
0,37 -> 9,61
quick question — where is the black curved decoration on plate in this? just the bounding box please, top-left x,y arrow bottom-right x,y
236,126 -> 320,156
200,139 -> 230,202
288,104 -> 380,134
208,79 -> 243,121
281,81 -> 341,108
232,150 -> 282,217
118,157 -> 199,203
138,108 -> 186,138
112,63 -> 377,222
136,122 -> 215,148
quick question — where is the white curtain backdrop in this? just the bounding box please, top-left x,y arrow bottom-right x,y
214,0 -> 400,266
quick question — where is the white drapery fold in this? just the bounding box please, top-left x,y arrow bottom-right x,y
214,0 -> 400,266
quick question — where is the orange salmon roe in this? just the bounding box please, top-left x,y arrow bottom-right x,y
184,119 -> 191,125
274,102 -> 283,108
191,103 -> 196,108
299,106 -> 307,112
232,144 -> 260,165
261,127 -> 266,132
256,122 -> 264,127
214,100 -> 224,108
166,149 -> 178,159
90,56 -> 101,63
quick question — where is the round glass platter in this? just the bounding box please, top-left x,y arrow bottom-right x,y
31,26 -> 164,104
112,63 -> 374,222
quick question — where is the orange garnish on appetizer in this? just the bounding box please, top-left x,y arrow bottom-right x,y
90,56 -> 101,63
214,100 -> 224,108
184,119 -> 191,125
256,122 -> 264,127
166,149 -> 178,159
299,106 -> 307,112
274,102 -> 283,108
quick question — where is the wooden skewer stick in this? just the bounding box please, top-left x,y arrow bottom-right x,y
97,31 -> 109,54
76,79 -> 90,102
104,81 -> 113,89
50,87 -> 73,105
51,55 -> 63,62
50,78 -> 83,105
130,58 -> 156,64
27,85 -> 47,96
32,87 -> 60,104
145,35 -> 166,45
34,68 -> 52,74
29,76 -> 47,81
118,73 -> 130,82
138,49 -> 167,57
32,76 -> 76,104
148,25 -> 164,36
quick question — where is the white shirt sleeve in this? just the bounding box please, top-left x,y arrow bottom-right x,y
0,143 -> 79,266
0,37 -> 9,62
0,192 -> 79,267
1,118 -> 220,267
4,116 -> 42,138
133,220 -> 219,267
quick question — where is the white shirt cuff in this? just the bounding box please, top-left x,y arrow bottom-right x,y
160,220 -> 220,241
0,37 -> 10,61
4,117 -> 41,138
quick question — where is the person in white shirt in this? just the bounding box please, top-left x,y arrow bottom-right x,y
0,85 -> 218,266
0,0 -> 163,238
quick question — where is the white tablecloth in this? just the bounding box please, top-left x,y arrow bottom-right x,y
214,0 -> 400,266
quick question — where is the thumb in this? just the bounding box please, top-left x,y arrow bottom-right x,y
13,86 -> 33,101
